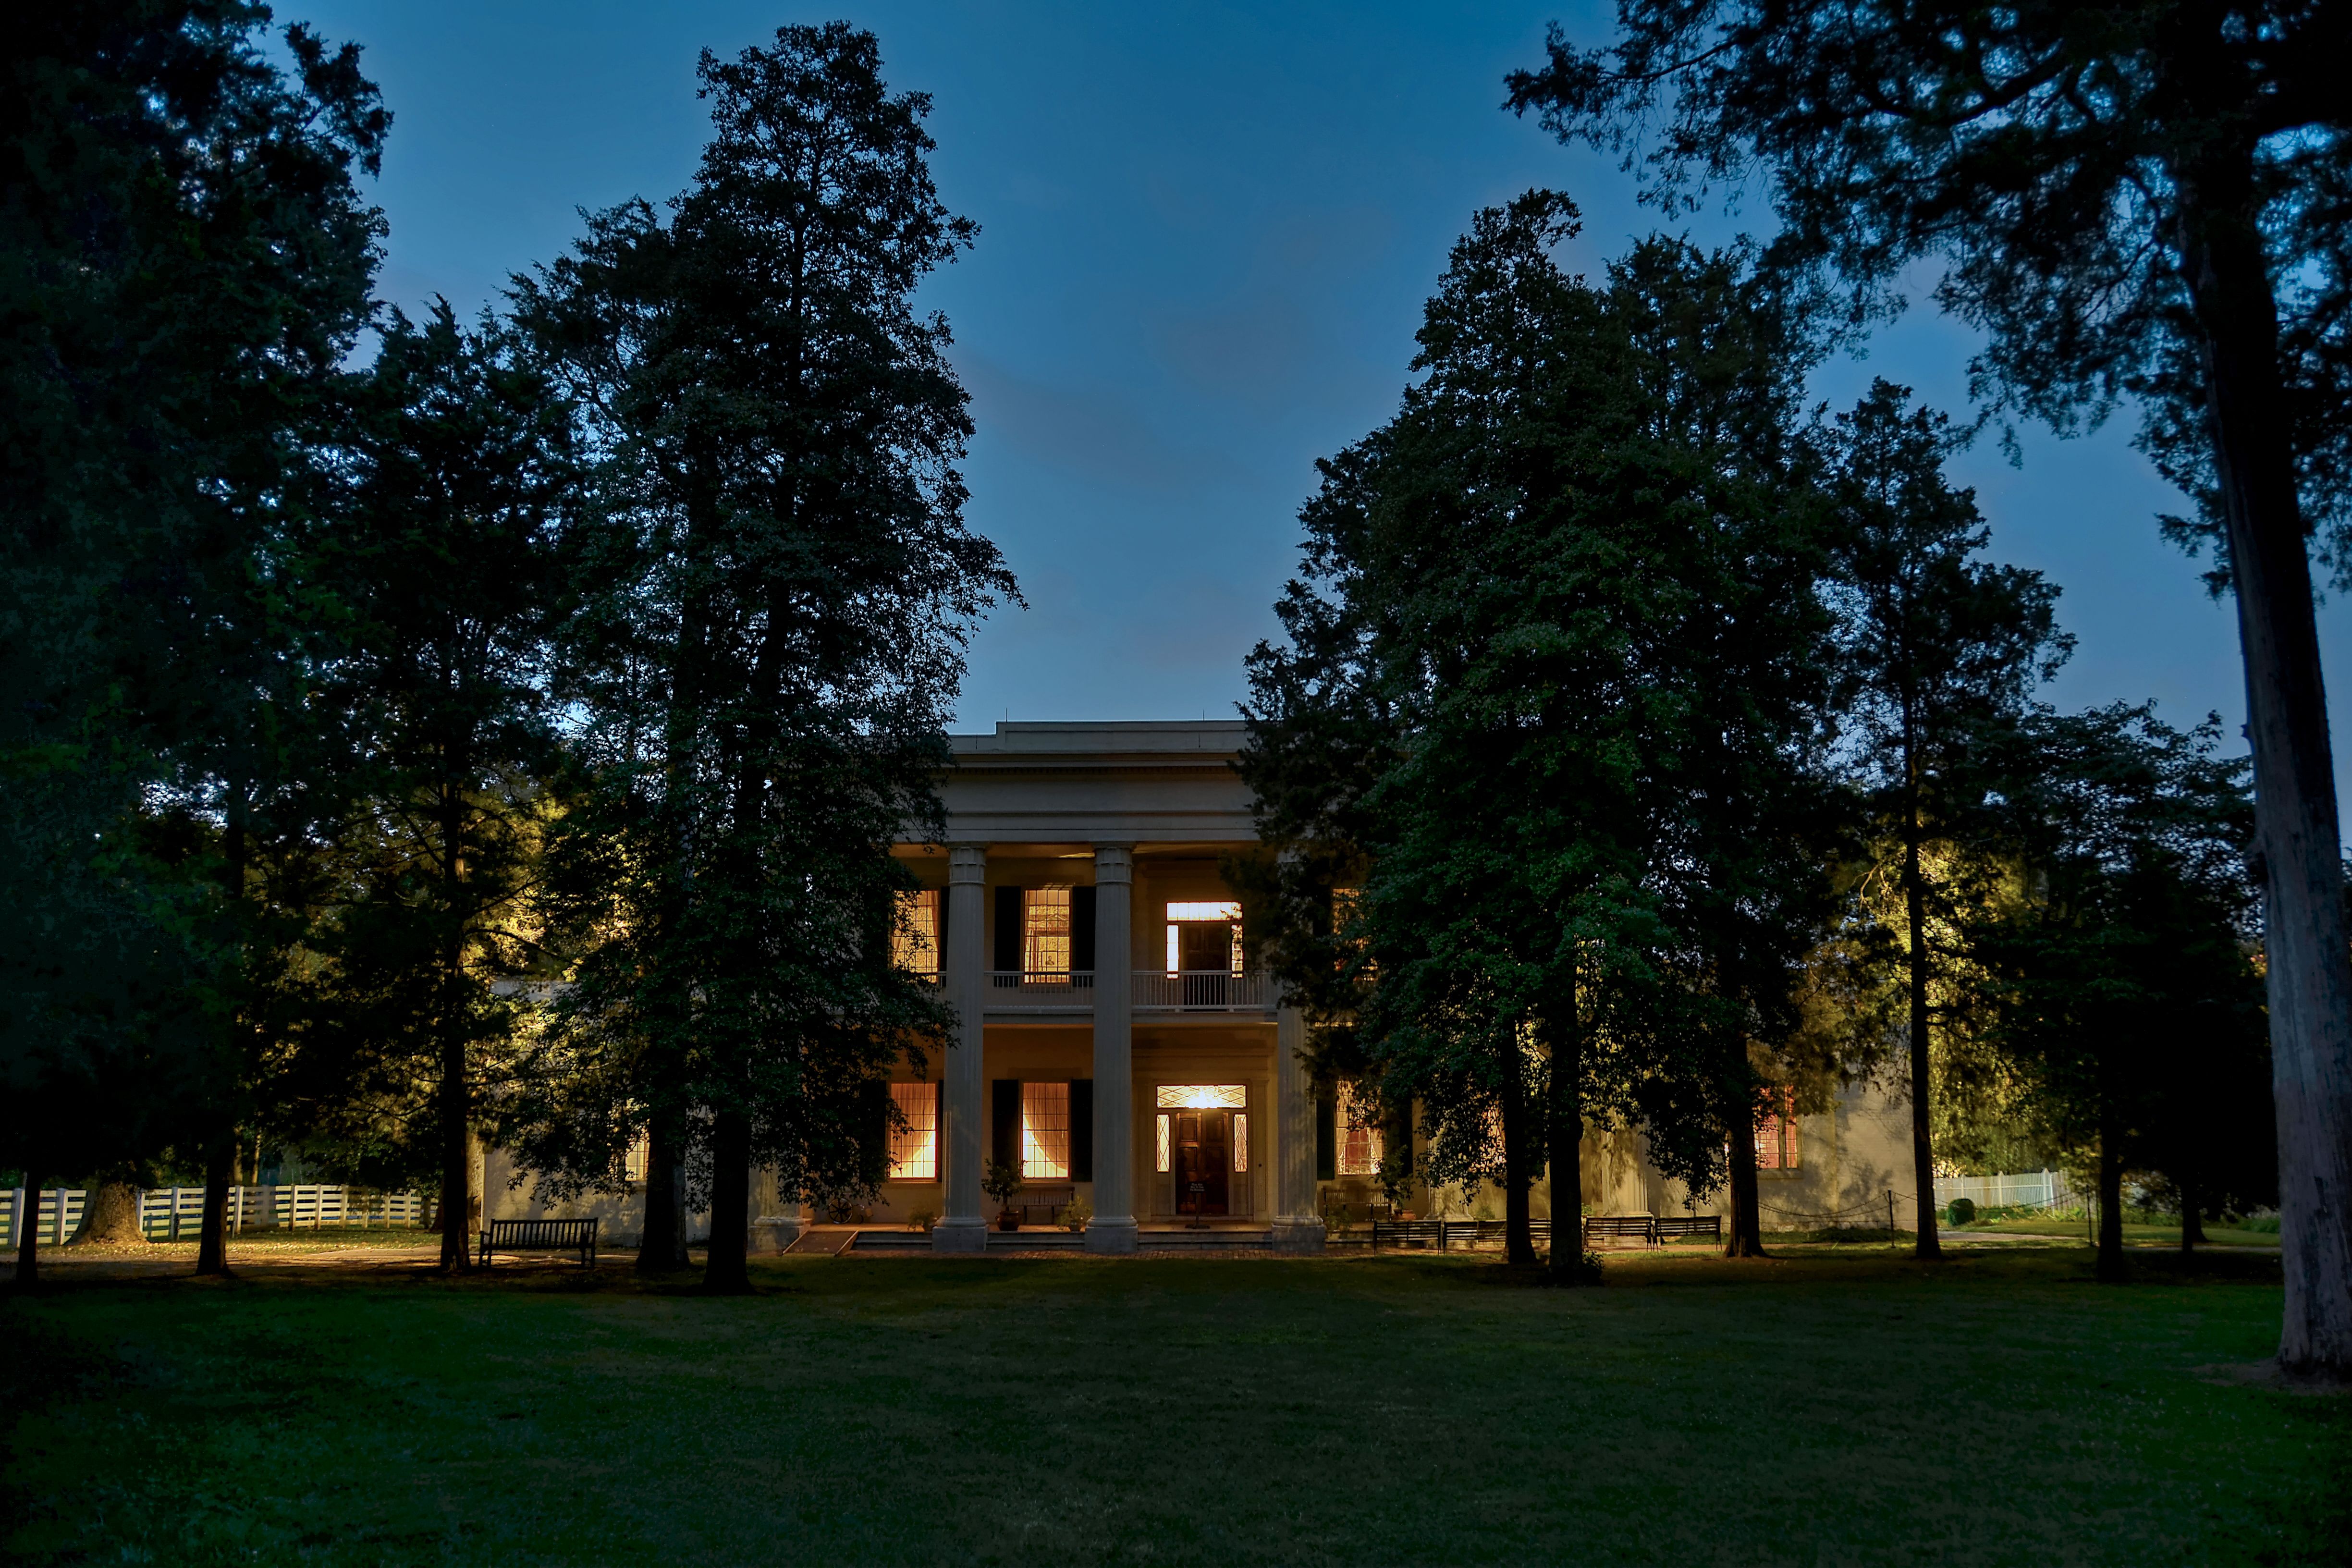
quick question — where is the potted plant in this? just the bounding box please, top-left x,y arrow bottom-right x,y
1056,1196 -> 1093,1234
982,1159 -> 1024,1231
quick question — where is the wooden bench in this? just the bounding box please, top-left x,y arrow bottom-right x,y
478,1217 -> 598,1268
1652,1215 -> 1721,1244
1007,1185 -> 1077,1228
1582,1214 -> 1656,1248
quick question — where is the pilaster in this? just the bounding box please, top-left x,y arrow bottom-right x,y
1086,845 -> 1139,1253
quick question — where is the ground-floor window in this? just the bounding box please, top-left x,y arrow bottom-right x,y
890,1081 -> 939,1180
1338,1083 -> 1383,1176
1755,1086 -> 1800,1170
1021,1081 -> 1070,1179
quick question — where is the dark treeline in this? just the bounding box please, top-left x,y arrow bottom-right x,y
1,8 -> 1009,1290
1237,193 -> 2273,1287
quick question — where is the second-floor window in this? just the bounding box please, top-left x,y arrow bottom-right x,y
1025,886 -> 1072,977
894,888 -> 940,978
1165,900 -> 1242,975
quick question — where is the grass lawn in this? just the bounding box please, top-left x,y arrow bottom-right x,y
1956,1217 -> 2285,1249
4,1247 -> 2344,1566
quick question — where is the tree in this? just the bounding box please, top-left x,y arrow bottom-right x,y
1964,705 -> 2264,1280
301,302 -> 576,1273
1241,198 -> 1838,1272
1509,0 -> 2352,1378
513,24 -> 1012,1294
0,2 -> 387,1278
1816,381 -> 2072,1257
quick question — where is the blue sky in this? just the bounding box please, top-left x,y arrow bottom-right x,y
299,0 -> 2346,795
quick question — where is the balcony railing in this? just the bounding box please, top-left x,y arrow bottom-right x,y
985,970 -> 1096,1010
973,969 -> 1275,1013
1132,969 -> 1274,1012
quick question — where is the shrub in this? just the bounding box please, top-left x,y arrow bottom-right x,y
1946,1197 -> 1977,1227
1056,1197 -> 1092,1233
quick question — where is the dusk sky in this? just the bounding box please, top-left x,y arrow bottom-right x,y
299,0 -> 2347,796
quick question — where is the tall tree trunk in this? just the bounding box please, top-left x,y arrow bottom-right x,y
1724,1090 -> 1766,1258
12,1171 -> 42,1289
84,1175 -> 143,1245
195,1132 -> 234,1276
436,1028 -> 474,1273
701,1107 -> 754,1294
1902,800 -> 1941,1260
1546,971 -> 1593,1284
1500,1029 -> 1534,1265
637,1113 -> 690,1274
202,808 -> 250,1279
2172,156 -> 2352,1379
2096,1123 -> 2128,1284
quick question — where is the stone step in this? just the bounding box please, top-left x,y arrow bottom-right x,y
1139,1228 -> 1272,1249
986,1229 -> 1085,1249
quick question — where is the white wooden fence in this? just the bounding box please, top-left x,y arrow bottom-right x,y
3,1184 -> 432,1247
1932,1170 -> 2072,1211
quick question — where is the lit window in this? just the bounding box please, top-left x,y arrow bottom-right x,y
1756,1086 -> 1800,1171
894,889 -> 940,978
621,1132 -> 650,1184
1156,1114 -> 1171,1173
1338,1083 -> 1383,1176
1024,887 -> 1072,978
1021,1081 -> 1070,1179
1155,1084 -> 1247,1109
1233,1113 -> 1249,1173
1164,901 -> 1243,976
889,1082 -> 939,1180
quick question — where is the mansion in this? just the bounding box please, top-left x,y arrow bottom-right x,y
483,721 -> 1917,1251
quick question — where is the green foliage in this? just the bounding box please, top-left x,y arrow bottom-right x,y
0,2 -> 387,1194
1056,1197 -> 1092,1233
1946,1197 -> 1977,1227
503,25 -> 1013,1260
981,1159 -> 1023,1207
1962,706 -> 2270,1217
1240,197 -> 1846,1260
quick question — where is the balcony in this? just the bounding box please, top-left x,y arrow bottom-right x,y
974,970 -> 1277,1015
1133,970 -> 1274,1012
985,970 -> 1096,1012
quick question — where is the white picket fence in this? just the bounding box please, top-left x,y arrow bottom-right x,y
3,1184 -> 432,1247
1932,1170 -> 2072,1211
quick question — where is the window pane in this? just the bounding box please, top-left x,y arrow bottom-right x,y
889,1082 -> 939,1180
1338,1083 -> 1383,1176
1024,886 -> 1072,976
894,889 -> 939,977
1233,1113 -> 1249,1173
622,1132 -> 650,1184
1156,1113 -> 1171,1173
1021,1081 -> 1070,1180
1165,901 -> 1240,922
1155,1084 -> 1247,1109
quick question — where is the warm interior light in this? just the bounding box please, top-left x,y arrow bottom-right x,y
1155,1084 -> 1247,1110
1165,901 -> 1240,922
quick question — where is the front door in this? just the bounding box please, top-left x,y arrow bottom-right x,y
1172,1110 -> 1230,1216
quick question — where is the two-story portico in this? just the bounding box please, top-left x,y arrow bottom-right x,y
879,719 -> 1323,1252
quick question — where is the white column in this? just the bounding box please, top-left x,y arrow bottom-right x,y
934,845 -> 990,1253
1271,1000 -> 1325,1251
1086,846 -> 1139,1253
